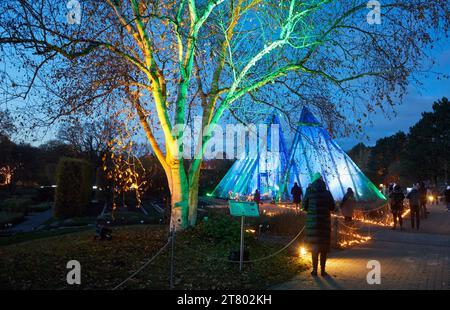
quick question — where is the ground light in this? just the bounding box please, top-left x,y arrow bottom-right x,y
299,246 -> 307,257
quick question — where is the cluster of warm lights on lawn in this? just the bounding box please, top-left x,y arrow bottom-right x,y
0,166 -> 13,186
103,137 -> 148,209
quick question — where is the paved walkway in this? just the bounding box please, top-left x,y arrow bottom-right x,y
13,209 -> 53,232
275,203 -> 450,290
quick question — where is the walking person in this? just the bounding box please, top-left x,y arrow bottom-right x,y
291,182 -> 303,211
303,173 -> 335,277
445,186 -> 450,212
418,181 -> 428,219
340,188 -> 355,223
389,184 -> 405,231
406,183 -> 421,230
388,183 -> 395,195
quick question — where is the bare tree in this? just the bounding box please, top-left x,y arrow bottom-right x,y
0,0 -> 448,229
57,116 -> 119,163
0,109 -> 16,139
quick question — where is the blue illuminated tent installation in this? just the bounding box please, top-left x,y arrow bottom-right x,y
285,107 -> 386,204
212,107 -> 386,206
211,113 -> 293,200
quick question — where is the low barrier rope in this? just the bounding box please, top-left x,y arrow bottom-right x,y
112,238 -> 171,290
337,219 -> 359,230
175,226 -> 306,264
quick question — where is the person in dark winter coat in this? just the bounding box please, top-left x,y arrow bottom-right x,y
406,183 -> 421,230
303,175 -> 335,277
340,188 -> 355,222
253,189 -> 261,205
389,185 -> 405,230
291,182 -> 303,211
418,181 -> 428,219
388,183 -> 394,195
445,186 -> 450,212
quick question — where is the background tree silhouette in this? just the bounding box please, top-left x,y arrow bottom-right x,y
1,0 -> 449,229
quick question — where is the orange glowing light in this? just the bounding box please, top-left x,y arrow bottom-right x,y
299,247 -> 307,256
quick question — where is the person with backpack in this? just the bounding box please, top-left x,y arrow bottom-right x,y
406,183 -> 421,230
389,184 -> 405,231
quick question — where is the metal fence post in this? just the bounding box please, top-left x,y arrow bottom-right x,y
240,215 -> 245,272
169,226 -> 175,289
333,217 -> 339,248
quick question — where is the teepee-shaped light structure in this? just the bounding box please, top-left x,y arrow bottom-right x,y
212,107 -> 386,207
211,113 -> 291,200
287,107 -> 386,204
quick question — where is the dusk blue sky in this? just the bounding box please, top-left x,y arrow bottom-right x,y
336,36 -> 450,150
2,23 -> 449,152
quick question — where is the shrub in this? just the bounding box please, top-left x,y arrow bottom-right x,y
28,203 -> 51,213
194,214 -> 241,245
97,211 -> 158,226
0,197 -> 33,215
248,212 -> 306,236
0,212 -> 25,226
36,186 -> 55,202
54,158 -> 92,219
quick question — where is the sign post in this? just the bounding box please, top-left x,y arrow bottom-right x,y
240,215 -> 245,272
229,201 -> 260,272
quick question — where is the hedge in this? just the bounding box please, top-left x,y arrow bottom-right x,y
0,197 -> 33,214
54,158 -> 92,218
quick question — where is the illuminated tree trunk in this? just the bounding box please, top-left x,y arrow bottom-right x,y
188,167 -> 201,226
167,160 -> 190,231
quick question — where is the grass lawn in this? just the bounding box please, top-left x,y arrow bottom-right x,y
39,210 -> 162,230
0,226 -> 93,247
0,225 -> 309,289
0,212 -> 24,226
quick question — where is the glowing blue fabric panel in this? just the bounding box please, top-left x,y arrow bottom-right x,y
289,108 -> 386,204
212,113 -> 291,200
212,108 -> 386,207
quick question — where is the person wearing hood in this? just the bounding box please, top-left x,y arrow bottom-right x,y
406,183 -> 421,230
340,188 -> 355,222
389,184 -> 405,230
302,173 -> 335,277
291,182 -> 303,211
